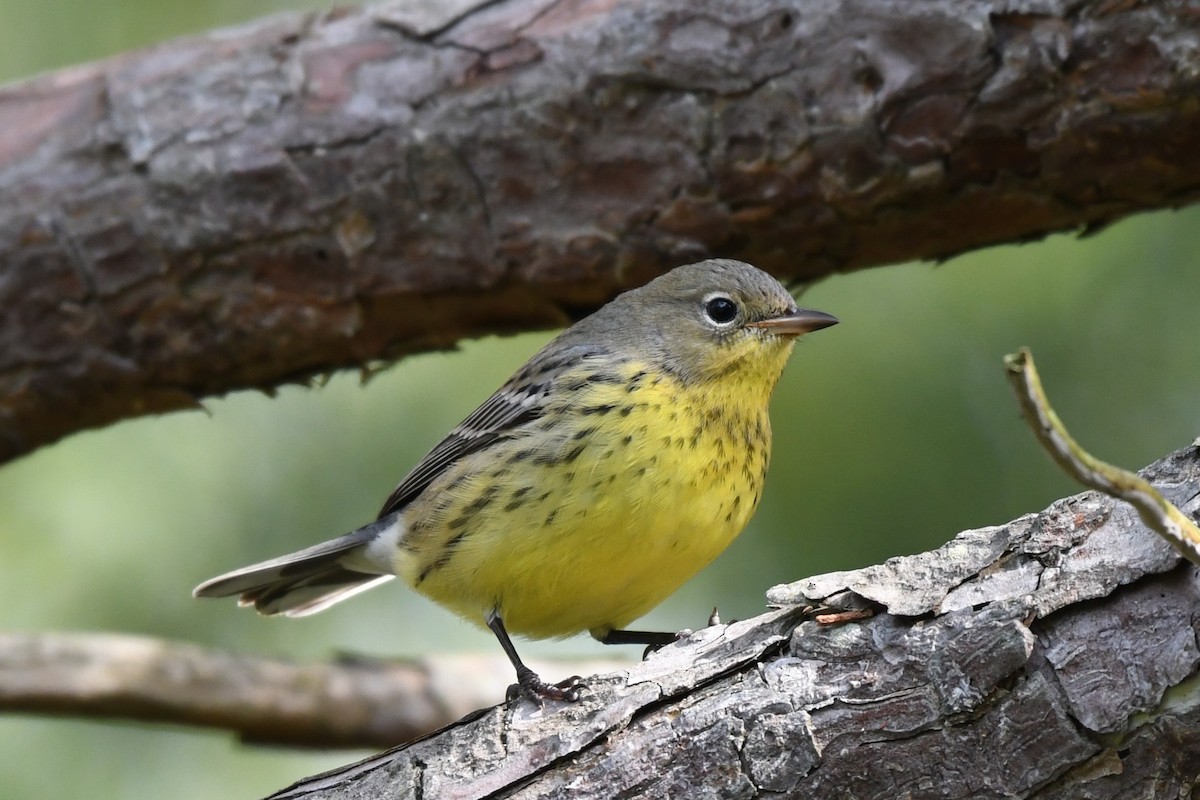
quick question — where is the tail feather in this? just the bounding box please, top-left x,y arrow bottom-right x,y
240,571 -> 394,617
194,518 -> 398,616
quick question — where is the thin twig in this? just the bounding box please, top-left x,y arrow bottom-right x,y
1003,346 -> 1200,565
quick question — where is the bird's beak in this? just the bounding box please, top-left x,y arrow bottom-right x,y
747,308 -> 839,337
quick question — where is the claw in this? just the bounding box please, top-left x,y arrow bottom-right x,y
509,671 -> 585,704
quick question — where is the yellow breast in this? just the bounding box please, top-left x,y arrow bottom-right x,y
395,356 -> 781,639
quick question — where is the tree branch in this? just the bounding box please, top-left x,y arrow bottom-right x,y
0,631 -> 624,749
2,0 -> 1199,463
264,444 -> 1200,798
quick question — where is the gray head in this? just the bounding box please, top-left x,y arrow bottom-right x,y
571,259 -> 838,384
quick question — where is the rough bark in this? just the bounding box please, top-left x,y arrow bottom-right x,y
0,633 -> 623,748
264,444 -> 1200,799
3,0 -> 1200,463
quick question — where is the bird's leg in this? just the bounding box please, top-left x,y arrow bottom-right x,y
597,629 -> 680,647
599,609 -> 727,658
597,628 -> 685,660
486,610 -> 583,703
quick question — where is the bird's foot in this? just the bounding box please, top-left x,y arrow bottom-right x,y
647,607 -> 730,656
506,670 -> 584,704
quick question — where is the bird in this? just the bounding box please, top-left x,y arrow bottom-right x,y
194,259 -> 838,702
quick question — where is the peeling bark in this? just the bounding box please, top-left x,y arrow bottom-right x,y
267,445 -> 1200,799
2,0 -> 1199,463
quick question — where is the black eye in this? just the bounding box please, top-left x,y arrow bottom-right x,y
703,295 -> 738,325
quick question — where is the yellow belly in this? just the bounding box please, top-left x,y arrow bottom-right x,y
395,363 -> 773,639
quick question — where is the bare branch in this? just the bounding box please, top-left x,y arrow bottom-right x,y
0,632 -> 624,749
2,0 -> 1199,462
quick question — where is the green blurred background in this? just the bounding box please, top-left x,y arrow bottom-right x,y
2,2 -> 1199,797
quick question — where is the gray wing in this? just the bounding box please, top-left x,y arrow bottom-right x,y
376,341 -> 604,518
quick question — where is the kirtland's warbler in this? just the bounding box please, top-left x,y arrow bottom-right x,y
195,259 -> 838,701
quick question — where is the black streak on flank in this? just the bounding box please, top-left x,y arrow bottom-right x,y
507,448 -> 536,465
564,371 -> 623,392
504,486 -> 533,512
416,531 -> 468,585
463,485 -> 500,514
582,404 -> 617,416
725,495 -> 743,523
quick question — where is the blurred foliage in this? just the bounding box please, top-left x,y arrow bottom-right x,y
2,1 -> 1200,798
